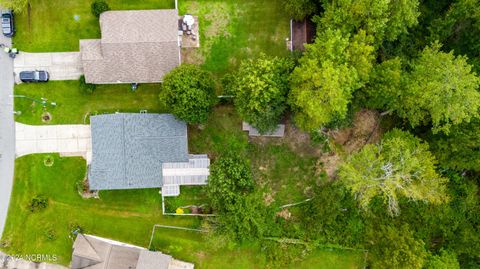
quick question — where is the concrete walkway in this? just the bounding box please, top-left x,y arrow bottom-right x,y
16,123 -> 92,163
14,52 -> 83,82
0,251 -> 67,269
0,26 -> 15,238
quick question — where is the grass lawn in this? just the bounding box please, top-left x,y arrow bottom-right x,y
12,0 -> 175,52
179,0 -> 290,75
0,154 -> 199,265
150,228 -> 365,269
189,106 -> 319,206
14,81 -> 165,125
164,186 -> 211,214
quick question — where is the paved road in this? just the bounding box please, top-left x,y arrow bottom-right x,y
0,33 -> 15,238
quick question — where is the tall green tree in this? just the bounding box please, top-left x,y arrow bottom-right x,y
319,0 -> 420,45
338,129 -> 448,216
429,119 -> 480,172
159,64 -> 216,124
424,250 -> 460,269
429,0 -> 480,72
399,43 -> 480,134
232,56 -> 294,134
283,0 -> 317,21
289,29 -> 374,130
362,57 -> 403,110
367,225 -> 427,269
206,154 -> 254,213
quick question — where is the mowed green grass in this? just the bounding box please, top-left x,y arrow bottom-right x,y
179,0 -> 290,74
151,228 -> 365,269
0,154 -> 199,265
12,0 -> 175,52
14,81 -> 165,125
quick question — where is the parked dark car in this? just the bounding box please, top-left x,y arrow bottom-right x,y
19,71 -> 50,82
1,10 -> 14,37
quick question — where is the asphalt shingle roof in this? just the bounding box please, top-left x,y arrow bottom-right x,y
80,9 -> 180,84
88,113 -> 189,190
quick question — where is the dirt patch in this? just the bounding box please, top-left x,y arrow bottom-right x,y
317,154 -> 341,180
41,112 -> 52,123
181,47 -> 205,65
276,208 -> 292,220
331,109 -> 381,153
263,192 -> 275,206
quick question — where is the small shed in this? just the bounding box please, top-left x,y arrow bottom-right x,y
290,18 -> 316,51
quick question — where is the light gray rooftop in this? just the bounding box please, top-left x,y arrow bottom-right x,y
88,113 -> 189,190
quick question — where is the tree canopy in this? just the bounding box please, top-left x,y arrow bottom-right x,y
289,29 -> 374,130
319,0 -> 420,44
159,64 -> 216,124
429,119 -> 480,171
399,43 -> 480,134
339,129 -> 448,216
232,55 -> 293,134
206,153 -> 254,213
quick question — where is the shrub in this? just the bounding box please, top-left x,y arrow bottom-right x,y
79,75 -> 96,94
29,195 -> 48,212
91,1 -> 110,18
44,228 -> 57,241
159,64 -> 216,124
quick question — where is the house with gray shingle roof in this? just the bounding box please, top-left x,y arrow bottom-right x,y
88,113 -> 209,196
72,234 -> 194,269
80,9 -> 181,84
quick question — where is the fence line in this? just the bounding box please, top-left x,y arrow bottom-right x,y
161,195 -> 216,217
148,224 -> 206,249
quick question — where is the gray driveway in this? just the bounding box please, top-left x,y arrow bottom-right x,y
16,123 -> 92,163
0,32 -> 15,238
14,52 -> 83,82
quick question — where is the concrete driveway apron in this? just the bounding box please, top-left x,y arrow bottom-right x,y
16,123 -> 92,163
14,52 -> 83,82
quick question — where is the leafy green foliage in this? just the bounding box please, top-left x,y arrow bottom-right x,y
29,195 -> 48,212
159,64 -> 216,124
429,119 -> 480,171
424,250 -> 460,269
319,0 -> 420,44
428,0 -> 480,72
399,43 -> 480,134
283,0 -> 317,21
367,225 -> 426,269
363,57 -> 403,110
206,154 -> 276,241
206,154 -> 254,213
79,75 -> 96,95
232,55 -> 294,134
289,29 -> 374,130
339,129 -> 448,216
91,0 -> 110,17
